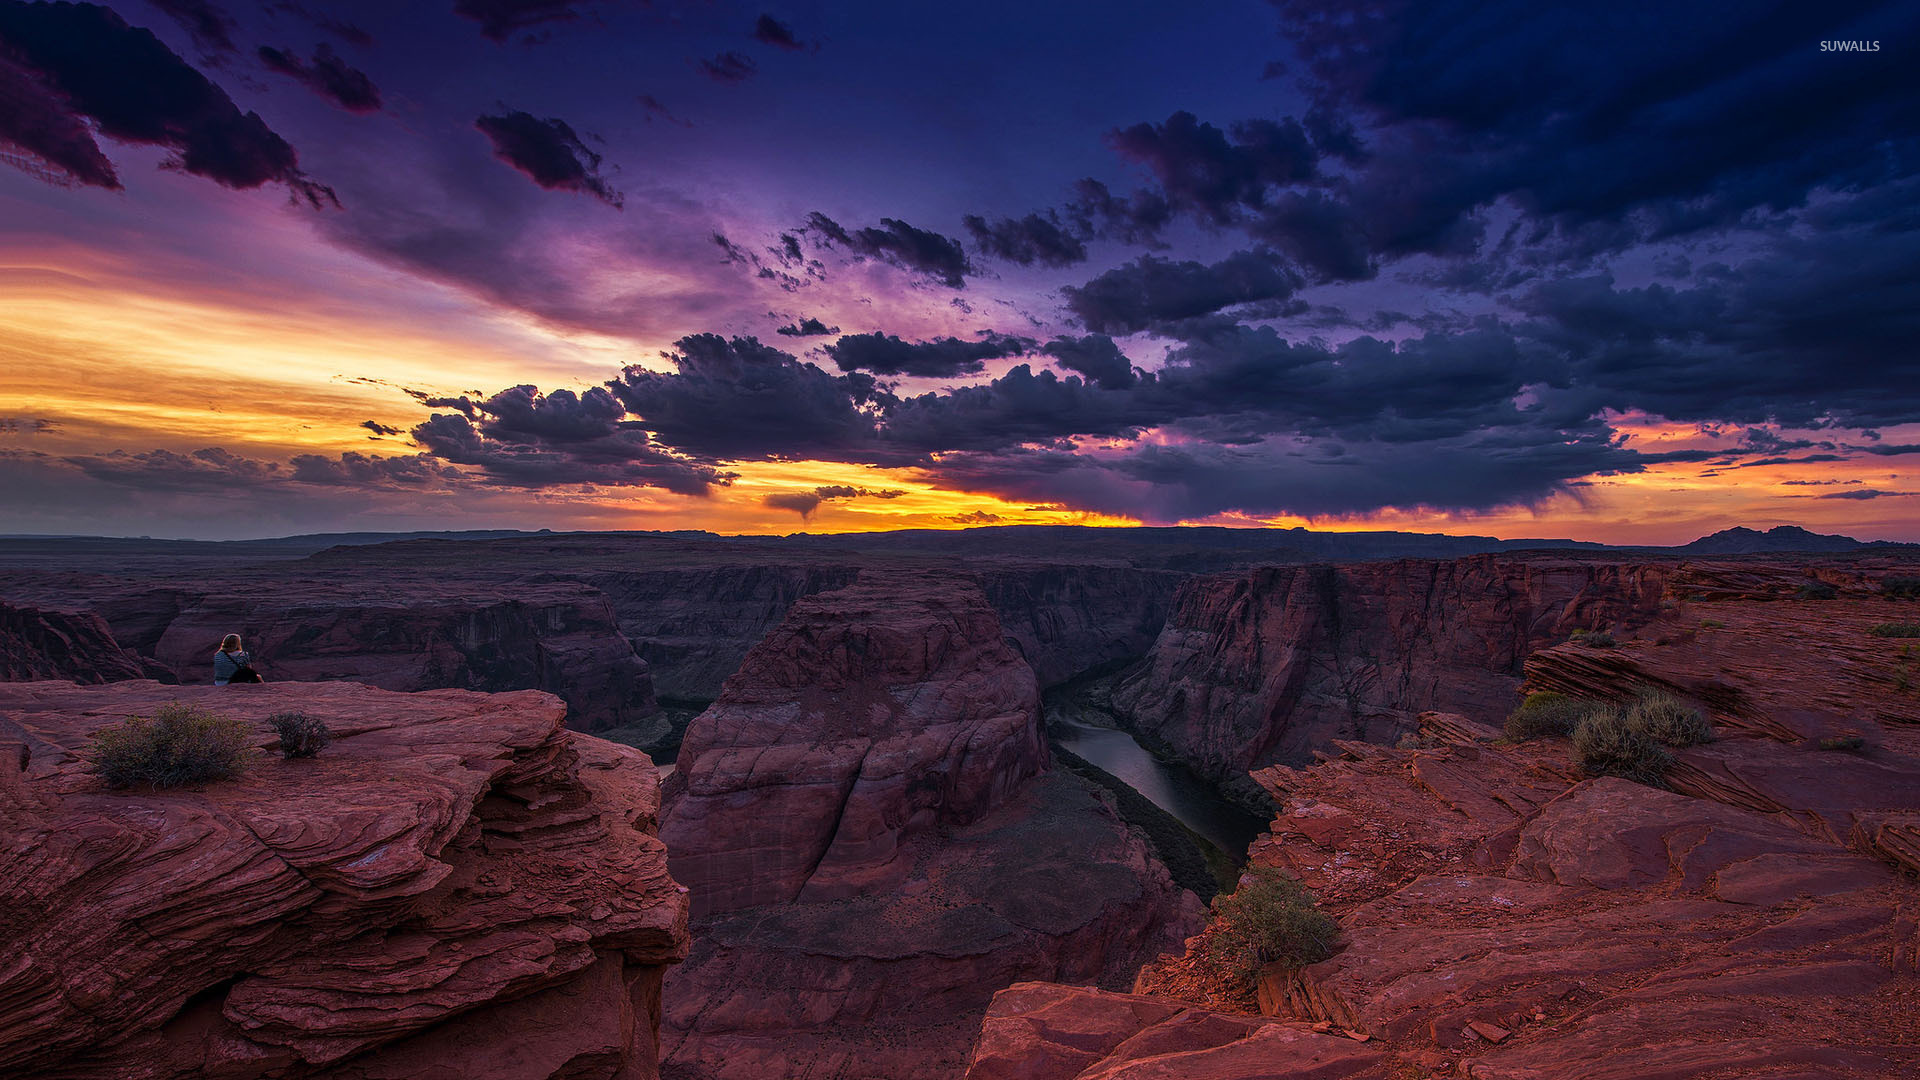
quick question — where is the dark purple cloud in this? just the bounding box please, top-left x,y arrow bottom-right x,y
258,44 -> 381,113
0,1 -> 333,203
411,410 -> 729,494
474,109 -> 622,206
963,211 -> 1088,267
1062,248 -> 1302,334
699,50 -> 757,83
1107,111 -> 1320,224
775,316 -> 839,337
456,0 -> 600,42
1041,335 -> 1135,389
752,14 -> 808,51
611,334 -> 888,462
361,420 -> 401,437
803,212 -> 971,287
824,332 -> 1035,379
271,3 -> 374,47
148,0 -> 238,55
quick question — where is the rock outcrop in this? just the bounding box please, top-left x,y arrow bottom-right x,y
1110,556 -> 1671,785
0,679 -> 689,1079
977,571 -> 1920,1079
0,601 -> 153,683
658,571 -> 1202,1078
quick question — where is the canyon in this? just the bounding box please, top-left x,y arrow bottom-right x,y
2,527 -> 1917,1079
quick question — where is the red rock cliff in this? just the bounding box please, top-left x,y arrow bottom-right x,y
658,570 -> 1202,1078
0,679 -> 689,1080
1110,555 -> 1671,784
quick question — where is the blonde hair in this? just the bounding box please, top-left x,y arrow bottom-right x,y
220,634 -> 242,651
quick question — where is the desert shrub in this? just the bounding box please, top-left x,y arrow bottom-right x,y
1570,628 -> 1616,647
1504,691 -> 1604,741
1572,708 -> 1674,786
267,711 -> 331,759
1882,577 -> 1920,600
1796,581 -> 1837,601
1869,623 -> 1920,638
1198,865 -> 1340,988
1699,618 -> 1726,629
90,702 -> 252,789
1626,691 -> 1713,747
1819,735 -> 1867,752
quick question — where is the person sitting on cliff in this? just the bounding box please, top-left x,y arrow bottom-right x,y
213,635 -> 263,685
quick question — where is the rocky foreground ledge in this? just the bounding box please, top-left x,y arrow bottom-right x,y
971,580 -> 1920,1079
0,680 -> 690,1079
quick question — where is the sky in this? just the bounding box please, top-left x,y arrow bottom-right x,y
0,0 -> 1916,543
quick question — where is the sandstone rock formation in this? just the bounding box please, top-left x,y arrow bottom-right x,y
0,679 -> 689,1079
658,570 -> 1202,1078
1110,556 -> 1672,786
978,569 -> 1920,1079
0,601 -> 152,683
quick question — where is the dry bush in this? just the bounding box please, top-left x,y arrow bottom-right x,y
90,702 -> 252,789
267,711 -> 331,759
1572,708 -> 1674,786
1626,691 -> 1713,747
1505,691 -> 1606,741
1196,864 -> 1340,991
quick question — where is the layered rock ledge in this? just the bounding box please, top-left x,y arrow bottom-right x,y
0,679 -> 689,1079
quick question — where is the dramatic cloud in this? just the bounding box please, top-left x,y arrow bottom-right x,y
804,212 -> 971,287
752,14 -> 807,51
63,446 -> 280,492
474,110 -> 622,206
824,332 -> 1035,379
258,44 -> 381,112
0,1 -> 333,203
288,451 -> 454,487
963,211 -> 1088,267
699,51 -> 756,83
361,420 -> 401,436
775,316 -> 839,337
1107,111 -> 1319,223
1062,248 -> 1301,334
411,409 -> 729,494
1042,335 -> 1135,389
612,334 -> 887,462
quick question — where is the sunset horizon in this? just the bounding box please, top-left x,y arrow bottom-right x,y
4,1 -> 1915,546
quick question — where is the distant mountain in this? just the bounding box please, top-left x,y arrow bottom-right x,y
1677,525 -> 1867,554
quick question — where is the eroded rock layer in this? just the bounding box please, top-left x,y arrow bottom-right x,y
1110,556 -> 1672,783
659,570 -> 1202,1079
0,680 -> 689,1080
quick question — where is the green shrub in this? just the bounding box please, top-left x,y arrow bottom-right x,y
1819,735 -> 1866,752
1796,582 -> 1837,601
1882,577 -> 1920,600
1626,691 -> 1713,747
1699,619 -> 1726,629
1572,708 -> 1674,786
1505,691 -> 1604,741
89,702 -> 252,789
267,711 -> 331,759
1199,865 -> 1340,987
1869,623 -> 1920,638
1570,628 -> 1616,647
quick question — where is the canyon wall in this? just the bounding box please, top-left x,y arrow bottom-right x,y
658,570 -> 1202,1078
0,601 -> 154,683
0,679 -> 690,1079
1110,556 -> 1672,784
